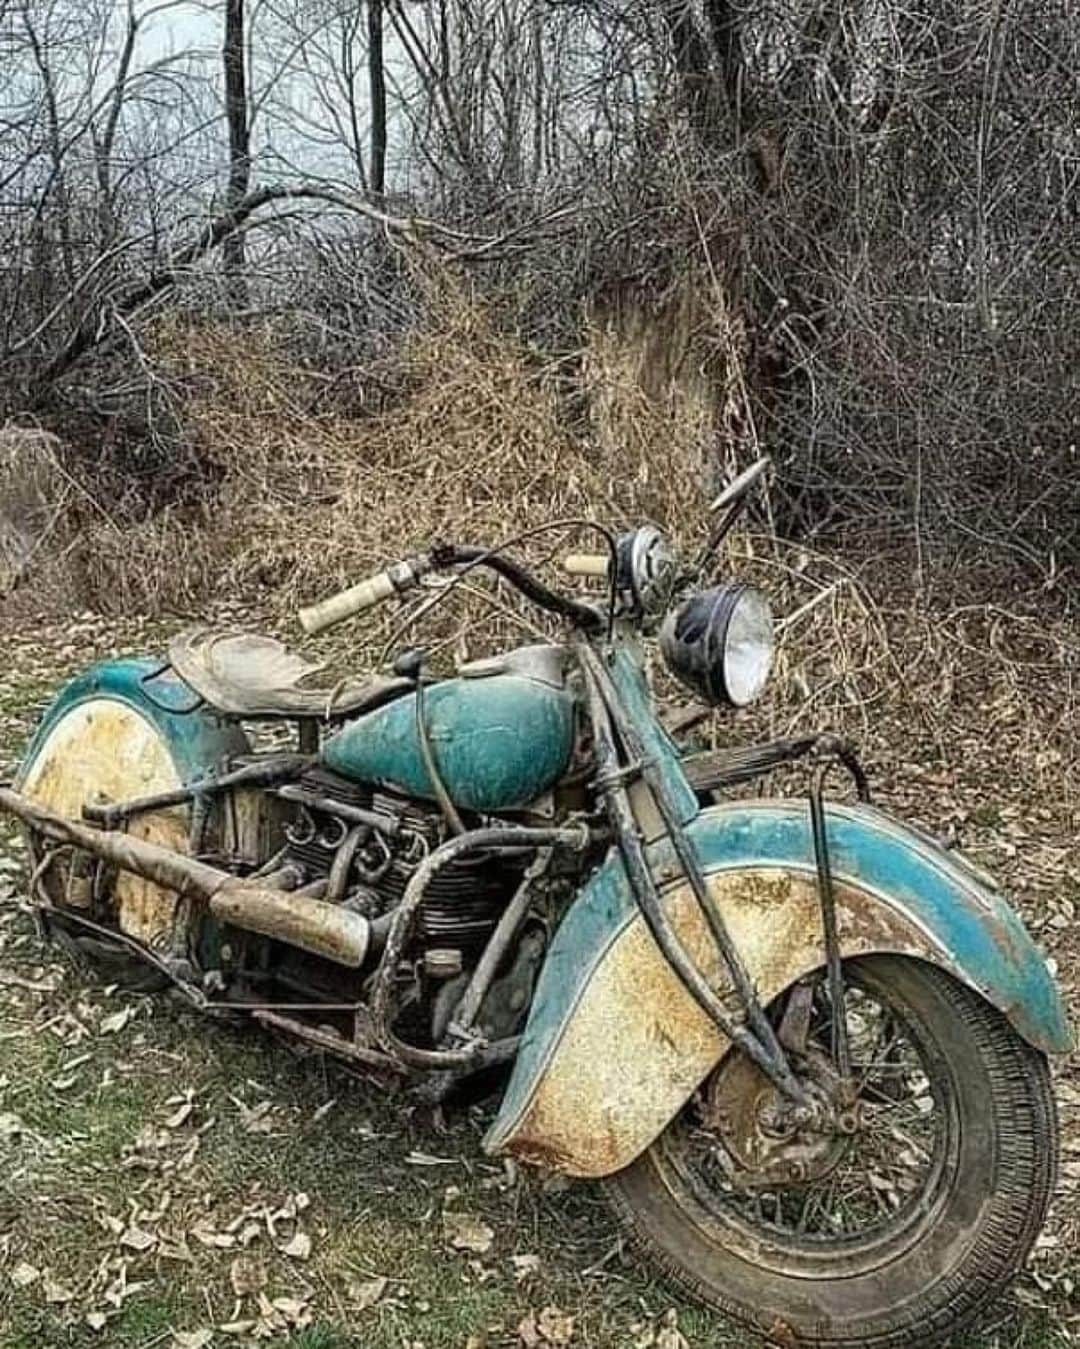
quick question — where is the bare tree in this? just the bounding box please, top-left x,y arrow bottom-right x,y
0,0 -> 1075,577
222,0 -> 251,299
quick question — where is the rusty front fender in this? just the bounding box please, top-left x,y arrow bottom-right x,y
484,800 -> 1072,1178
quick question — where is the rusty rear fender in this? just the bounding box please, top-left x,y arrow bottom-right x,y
483,799 -> 1072,1178
16,657 -> 247,791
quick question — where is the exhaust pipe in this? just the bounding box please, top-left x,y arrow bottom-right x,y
208,887 -> 370,967
0,785 -> 371,968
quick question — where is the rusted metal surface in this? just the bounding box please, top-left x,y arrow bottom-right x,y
369,823 -> 594,1069
81,754 -> 312,829
0,783 -> 228,899
1,777 -> 374,967
11,699 -> 210,943
701,1048 -> 853,1188
251,1009 -> 403,1071
681,734 -> 871,801
578,641 -> 805,1105
209,885 -> 371,967
490,867 -> 934,1178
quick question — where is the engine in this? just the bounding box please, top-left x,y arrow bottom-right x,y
275,767 -> 524,954
216,764 -> 550,1063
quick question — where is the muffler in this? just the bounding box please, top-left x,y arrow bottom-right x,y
0,785 -> 371,968
208,887 -> 370,967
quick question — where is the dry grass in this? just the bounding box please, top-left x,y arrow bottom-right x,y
28,264 -> 728,669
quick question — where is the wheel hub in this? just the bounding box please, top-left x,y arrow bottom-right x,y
703,1049 -> 859,1188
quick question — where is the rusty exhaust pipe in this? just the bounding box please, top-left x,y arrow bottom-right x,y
208,887 -> 370,967
0,785 -> 371,968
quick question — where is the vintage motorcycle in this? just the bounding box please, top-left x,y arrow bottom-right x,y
0,458 -> 1069,1346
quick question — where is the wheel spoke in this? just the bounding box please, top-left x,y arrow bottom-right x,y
673,970 -> 947,1244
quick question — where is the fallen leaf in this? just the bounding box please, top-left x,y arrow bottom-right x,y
656,1309 -> 689,1349
272,1295 -> 311,1325
511,1253 -> 540,1281
191,1222 -> 235,1250
233,1098 -> 275,1134
346,1274 -> 387,1310
42,1269 -> 75,1304
120,1225 -> 157,1252
444,1211 -> 494,1255
518,1312 -> 541,1348
101,1265 -> 152,1309
86,1310 -> 108,1332
164,1100 -> 194,1130
172,1332 -> 214,1349
280,1230 -> 311,1260
0,1112 -> 22,1139
537,1305 -> 575,1345
99,1007 -> 134,1035
10,1261 -> 39,1288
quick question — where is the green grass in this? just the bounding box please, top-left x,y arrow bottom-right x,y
2,964 -> 1073,1349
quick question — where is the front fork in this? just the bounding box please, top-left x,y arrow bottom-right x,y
576,639 -> 871,1126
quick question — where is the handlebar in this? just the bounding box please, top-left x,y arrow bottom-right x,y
709,455 -> 770,513
300,461 -> 769,638
436,545 -> 603,630
562,553 -> 610,578
299,543 -> 604,637
298,555 -> 433,634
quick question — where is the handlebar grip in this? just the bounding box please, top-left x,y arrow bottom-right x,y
299,572 -> 397,634
562,553 -> 610,578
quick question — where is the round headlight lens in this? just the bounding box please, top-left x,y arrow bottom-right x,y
722,586 -> 774,706
660,584 -> 775,707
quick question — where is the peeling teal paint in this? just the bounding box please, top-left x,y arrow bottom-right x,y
609,644 -> 698,824
322,674 -> 576,813
488,798 -> 1072,1153
16,658 -> 248,788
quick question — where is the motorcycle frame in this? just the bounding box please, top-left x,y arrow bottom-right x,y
2,621 -> 880,1109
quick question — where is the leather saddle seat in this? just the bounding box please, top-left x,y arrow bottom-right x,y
167,629 -> 413,720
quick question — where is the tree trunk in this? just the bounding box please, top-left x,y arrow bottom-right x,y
368,0 -> 387,196
223,0 -> 250,303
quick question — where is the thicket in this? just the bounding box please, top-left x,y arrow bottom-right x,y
0,0 -> 1077,608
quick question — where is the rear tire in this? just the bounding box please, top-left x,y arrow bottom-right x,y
604,956 -> 1058,1348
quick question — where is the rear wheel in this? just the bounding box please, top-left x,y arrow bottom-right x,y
605,956 -> 1057,1348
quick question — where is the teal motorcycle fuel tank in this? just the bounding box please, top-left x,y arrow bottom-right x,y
321,649 -> 577,813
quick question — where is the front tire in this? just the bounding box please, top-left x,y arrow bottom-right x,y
605,956 -> 1058,1348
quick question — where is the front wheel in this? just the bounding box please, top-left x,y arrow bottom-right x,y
605,956 -> 1058,1348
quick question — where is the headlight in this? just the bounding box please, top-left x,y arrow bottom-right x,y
659,584 -> 775,707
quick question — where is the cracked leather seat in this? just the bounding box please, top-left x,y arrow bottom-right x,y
167,629 -> 413,720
